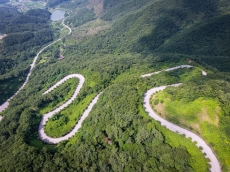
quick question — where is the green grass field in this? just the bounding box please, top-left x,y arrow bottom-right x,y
45,93 -> 96,137
40,78 -> 79,114
137,103 -> 208,171
152,87 -> 230,171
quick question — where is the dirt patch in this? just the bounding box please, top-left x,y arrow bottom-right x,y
191,123 -> 201,133
87,0 -> 104,16
154,103 -> 166,118
71,19 -> 110,43
0,34 -> 7,40
151,95 -> 166,118
175,117 -> 201,133
153,99 -> 201,133
151,95 -> 201,133
86,25 -> 108,36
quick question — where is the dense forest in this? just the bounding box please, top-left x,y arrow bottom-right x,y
46,0 -> 69,8
0,0 -> 9,4
0,0 -> 230,171
66,8 -> 95,27
0,8 -> 54,104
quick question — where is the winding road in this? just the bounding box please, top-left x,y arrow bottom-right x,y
38,74 -> 101,144
39,64 -> 221,170
141,65 -> 192,77
0,15 -> 72,119
0,10 -> 221,171
142,67 -> 221,172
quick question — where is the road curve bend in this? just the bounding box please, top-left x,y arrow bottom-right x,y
38,74 -> 102,144
62,16 -> 72,35
0,15 -> 72,121
142,66 -> 221,172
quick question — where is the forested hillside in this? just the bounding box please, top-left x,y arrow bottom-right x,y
46,0 -> 69,8
0,8 -> 54,104
0,0 -> 8,4
0,0 -> 230,171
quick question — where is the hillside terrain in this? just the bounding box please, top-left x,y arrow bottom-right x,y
0,8 -> 54,104
0,0 -> 230,171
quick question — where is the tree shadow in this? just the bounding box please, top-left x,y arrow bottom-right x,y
183,0 -> 218,16
133,8 -> 187,54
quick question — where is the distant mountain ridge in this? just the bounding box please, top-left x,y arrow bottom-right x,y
98,0 -> 230,72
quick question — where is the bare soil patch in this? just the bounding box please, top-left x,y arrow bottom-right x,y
0,34 -> 7,40
71,19 -> 110,43
87,0 -> 104,16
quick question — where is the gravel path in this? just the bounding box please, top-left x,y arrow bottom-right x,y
38,74 -> 102,144
142,66 -> 221,172
0,15 -> 72,121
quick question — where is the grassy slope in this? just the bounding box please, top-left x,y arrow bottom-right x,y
1,0 -> 230,171
45,93 -> 96,137
39,78 -> 79,114
152,80 -> 230,171
35,1 -> 209,171
137,89 -> 208,171
85,1 -> 230,170
48,0 -> 230,170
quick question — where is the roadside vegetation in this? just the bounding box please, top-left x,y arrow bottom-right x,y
152,79 -> 230,171
45,93 -> 96,137
0,8 -> 54,104
0,0 -> 230,171
39,78 -> 79,114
